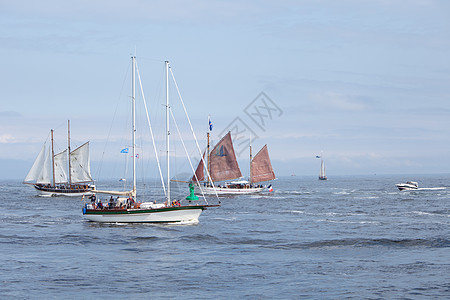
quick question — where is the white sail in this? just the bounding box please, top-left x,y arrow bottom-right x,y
24,145 -> 46,183
54,150 -> 68,184
70,142 -> 93,183
320,159 -> 326,178
37,146 -> 53,184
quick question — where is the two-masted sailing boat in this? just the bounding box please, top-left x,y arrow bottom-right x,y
82,57 -> 219,223
23,121 -> 95,196
192,131 -> 276,195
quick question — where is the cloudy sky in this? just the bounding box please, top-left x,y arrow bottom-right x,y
1,0 -> 449,180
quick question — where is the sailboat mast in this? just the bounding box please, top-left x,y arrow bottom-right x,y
165,60 -> 170,204
132,56 -> 137,196
249,135 -> 252,184
68,120 -> 72,186
207,117 -> 210,183
51,129 -> 56,187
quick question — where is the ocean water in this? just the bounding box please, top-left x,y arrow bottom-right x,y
1,174 -> 449,299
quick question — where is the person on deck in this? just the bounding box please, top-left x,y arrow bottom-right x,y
108,196 -> 115,209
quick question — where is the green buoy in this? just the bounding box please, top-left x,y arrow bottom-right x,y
186,183 -> 199,201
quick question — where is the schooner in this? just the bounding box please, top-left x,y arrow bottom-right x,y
23,120 -> 95,196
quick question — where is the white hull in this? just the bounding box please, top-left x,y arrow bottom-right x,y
34,184 -> 94,197
83,207 -> 204,223
396,181 -> 418,191
197,186 -> 265,195
396,185 -> 418,191
38,190 -> 94,197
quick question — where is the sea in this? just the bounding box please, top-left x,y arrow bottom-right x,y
1,174 -> 449,299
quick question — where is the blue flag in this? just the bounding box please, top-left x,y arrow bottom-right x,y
120,148 -> 129,153
316,155 -> 321,158
208,116 -> 213,131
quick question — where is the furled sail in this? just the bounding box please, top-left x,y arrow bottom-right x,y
192,152 -> 205,182
24,145 -> 46,183
250,144 -> 275,183
54,150 -> 68,184
70,142 -> 93,183
209,132 -> 242,182
36,147 -> 53,184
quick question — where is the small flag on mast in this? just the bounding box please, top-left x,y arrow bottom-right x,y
208,116 -> 213,131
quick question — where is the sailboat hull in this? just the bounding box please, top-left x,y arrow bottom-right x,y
34,184 -> 94,197
83,205 -> 215,223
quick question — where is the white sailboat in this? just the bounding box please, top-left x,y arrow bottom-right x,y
82,57 -> 219,223
23,121 -> 95,196
192,131 -> 276,195
317,153 -> 327,180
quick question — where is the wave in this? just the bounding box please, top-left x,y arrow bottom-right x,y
278,190 -> 312,195
316,219 -> 381,225
410,211 -> 450,217
133,236 -> 160,242
268,237 -> 450,250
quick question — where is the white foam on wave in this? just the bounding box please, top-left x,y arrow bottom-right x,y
286,210 -> 305,214
212,216 -> 237,221
317,219 -> 381,225
333,189 -> 356,195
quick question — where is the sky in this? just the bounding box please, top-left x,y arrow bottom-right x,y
1,0 -> 450,180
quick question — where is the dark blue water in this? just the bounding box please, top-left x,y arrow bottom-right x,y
1,175 -> 449,299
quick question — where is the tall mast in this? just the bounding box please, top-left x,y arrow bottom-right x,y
68,120 -> 72,186
132,56 -> 136,196
249,135 -> 252,184
51,129 -> 55,187
165,61 -> 170,204
207,115 -> 211,184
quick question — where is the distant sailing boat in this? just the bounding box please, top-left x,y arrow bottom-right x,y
192,131 -> 276,195
23,120 -> 95,196
83,57 -> 219,223
317,153 -> 327,180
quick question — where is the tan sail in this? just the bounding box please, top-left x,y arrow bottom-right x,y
209,132 -> 242,182
251,144 -> 275,183
192,152 -> 205,182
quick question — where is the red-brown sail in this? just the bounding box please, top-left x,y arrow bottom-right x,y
192,152 -> 205,182
251,144 -> 275,183
209,132 -> 242,182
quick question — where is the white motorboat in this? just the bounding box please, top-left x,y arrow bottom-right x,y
396,181 -> 418,191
